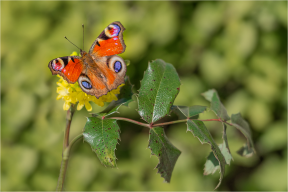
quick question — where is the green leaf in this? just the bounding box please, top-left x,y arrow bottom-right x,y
83,117 -> 120,167
231,113 -> 255,157
187,120 -> 225,189
172,105 -> 207,120
221,123 -> 233,164
204,151 -> 220,175
148,127 -> 181,183
237,143 -> 254,157
93,77 -> 134,117
204,123 -> 233,176
202,89 -> 230,121
137,59 -> 181,123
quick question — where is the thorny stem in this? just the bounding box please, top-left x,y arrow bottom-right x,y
56,104 -> 77,191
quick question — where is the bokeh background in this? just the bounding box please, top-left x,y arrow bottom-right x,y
1,1 -> 287,191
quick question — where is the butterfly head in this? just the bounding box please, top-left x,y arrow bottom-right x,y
80,49 -> 86,56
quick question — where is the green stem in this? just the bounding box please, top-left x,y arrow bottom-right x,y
56,104 -> 76,191
69,134 -> 83,149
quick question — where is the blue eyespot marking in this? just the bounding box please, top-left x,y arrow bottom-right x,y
82,81 -> 92,89
114,61 -> 122,73
110,24 -> 121,37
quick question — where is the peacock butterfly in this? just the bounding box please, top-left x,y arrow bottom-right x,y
48,21 -> 126,98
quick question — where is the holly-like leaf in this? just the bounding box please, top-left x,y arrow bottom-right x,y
204,125 -> 233,175
204,151 -> 220,175
237,143 -> 254,157
148,127 -> 181,183
187,120 -> 225,189
83,117 -> 120,167
172,105 -> 207,120
202,89 -> 230,121
221,123 -> 233,164
231,113 -> 255,157
204,123 -> 233,175
93,77 -> 134,118
204,141 -> 233,173
137,59 -> 181,123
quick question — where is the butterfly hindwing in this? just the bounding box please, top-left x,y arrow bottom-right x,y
104,55 -> 127,91
48,56 -> 83,83
89,21 -> 126,58
77,55 -> 127,98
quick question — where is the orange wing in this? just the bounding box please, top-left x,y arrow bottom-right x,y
48,56 -> 83,84
77,55 -> 127,98
89,21 -> 126,58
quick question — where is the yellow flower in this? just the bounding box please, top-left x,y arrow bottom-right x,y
56,75 -> 124,111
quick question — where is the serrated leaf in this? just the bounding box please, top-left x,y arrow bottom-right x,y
148,127 -> 181,183
221,123 -> 233,164
231,113 -> 255,157
204,141 -> 232,174
204,151 -> 219,175
237,143 -> 254,157
187,120 -> 225,189
202,89 -> 230,121
204,122 -> 233,175
83,117 -> 120,167
138,59 -> 181,123
204,139 -> 233,175
172,105 -> 207,120
93,77 -> 134,117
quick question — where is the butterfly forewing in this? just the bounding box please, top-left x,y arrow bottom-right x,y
89,21 -> 126,58
48,56 -> 83,84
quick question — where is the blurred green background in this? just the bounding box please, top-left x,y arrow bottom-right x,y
1,1 -> 287,191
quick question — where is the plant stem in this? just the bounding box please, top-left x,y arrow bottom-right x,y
56,104 -> 76,191
108,117 -> 151,128
197,118 -> 233,126
69,134 -> 83,149
107,117 -> 233,129
153,119 -> 187,127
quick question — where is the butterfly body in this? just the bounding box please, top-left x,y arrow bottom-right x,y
48,22 -> 126,98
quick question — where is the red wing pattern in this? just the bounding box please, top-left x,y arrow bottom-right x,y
89,21 -> 126,58
48,56 -> 83,83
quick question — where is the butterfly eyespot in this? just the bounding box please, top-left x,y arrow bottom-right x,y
107,56 -> 126,75
79,75 -> 93,91
105,24 -> 121,38
52,58 -> 64,71
114,61 -> 122,73
81,81 -> 92,89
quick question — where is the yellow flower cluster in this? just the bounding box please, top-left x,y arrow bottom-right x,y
56,75 -> 124,111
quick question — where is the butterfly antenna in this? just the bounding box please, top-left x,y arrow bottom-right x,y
82,24 -> 84,50
64,36 -> 82,51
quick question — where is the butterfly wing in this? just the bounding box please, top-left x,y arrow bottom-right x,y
89,21 -> 126,58
77,54 -> 127,98
86,21 -> 127,95
48,56 -> 83,84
